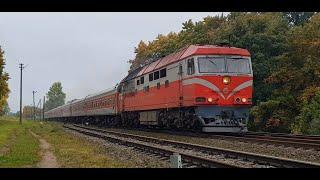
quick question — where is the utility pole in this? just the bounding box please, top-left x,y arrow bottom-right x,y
32,90 -> 37,120
36,99 -> 41,120
43,96 -> 45,121
19,63 -> 24,125
39,99 -> 41,120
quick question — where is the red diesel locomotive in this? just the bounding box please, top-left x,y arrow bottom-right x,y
45,44 -> 253,133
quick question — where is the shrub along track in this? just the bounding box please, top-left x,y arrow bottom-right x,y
64,124 -> 320,168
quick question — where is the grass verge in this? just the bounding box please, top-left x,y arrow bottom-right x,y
0,116 -> 40,167
1,116 -> 135,167
28,121 -> 133,167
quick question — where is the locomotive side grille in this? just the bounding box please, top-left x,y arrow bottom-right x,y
195,97 -> 206,102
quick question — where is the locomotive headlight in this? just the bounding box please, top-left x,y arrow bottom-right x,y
222,76 -> 231,85
241,98 -> 247,103
207,97 -> 213,103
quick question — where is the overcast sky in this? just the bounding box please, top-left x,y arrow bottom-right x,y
0,12 -> 223,112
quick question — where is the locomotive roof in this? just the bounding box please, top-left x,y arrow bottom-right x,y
122,44 -> 250,82
120,66 -> 143,83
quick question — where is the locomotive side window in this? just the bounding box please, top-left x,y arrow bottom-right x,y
187,58 -> 195,75
149,73 -> 153,81
154,71 -> 160,80
160,68 -> 166,78
178,65 -> 183,74
140,76 -> 144,84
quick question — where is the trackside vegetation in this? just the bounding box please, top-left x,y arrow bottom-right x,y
0,116 -> 134,167
0,116 -> 40,167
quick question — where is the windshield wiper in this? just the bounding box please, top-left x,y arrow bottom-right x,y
208,60 -> 217,67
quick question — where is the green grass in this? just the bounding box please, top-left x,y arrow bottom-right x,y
29,121 -> 132,167
0,116 -> 134,167
0,117 -> 40,167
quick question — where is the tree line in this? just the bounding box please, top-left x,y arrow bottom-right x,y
129,12 -> 320,134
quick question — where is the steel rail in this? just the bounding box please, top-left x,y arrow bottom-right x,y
134,127 -> 320,150
71,124 -> 320,168
246,131 -> 320,141
85,125 -> 320,150
64,125 -> 241,168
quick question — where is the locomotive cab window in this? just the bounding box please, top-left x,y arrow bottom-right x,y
198,57 -> 225,73
154,71 -> 160,80
226,57 -> 251,74
160,68 -> 166,78
140,76 -> 144,84
149,73 -> 153,81
187,58 -> 195,75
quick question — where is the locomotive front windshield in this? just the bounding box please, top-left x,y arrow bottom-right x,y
198,56 -> 251,74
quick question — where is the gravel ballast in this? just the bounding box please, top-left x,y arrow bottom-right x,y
99,127 -> 320,164
65,129 -> 170,168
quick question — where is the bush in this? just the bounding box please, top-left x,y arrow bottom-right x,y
250,95 -> 298,133
293,90 -> 320,135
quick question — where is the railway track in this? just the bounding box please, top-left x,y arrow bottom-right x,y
105,126 -> 320,151
246,131 -> 320,141
242,133 -> 320,150
65,124 -> 320,168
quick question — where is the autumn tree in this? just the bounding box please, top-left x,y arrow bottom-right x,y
45,82 -> 66,111
22,105 -> 41,119
0,46 -> 10,116
129,15 -> 227,72
283,12 -> 316,26
1,102 -> 10,115
251,13 -> 320,133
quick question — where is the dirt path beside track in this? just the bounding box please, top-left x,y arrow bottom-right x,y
29,130 -> 59,168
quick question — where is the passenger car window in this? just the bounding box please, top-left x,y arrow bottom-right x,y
187,58 -> 195,75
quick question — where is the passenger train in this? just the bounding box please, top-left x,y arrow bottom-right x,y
45,44 -> 253,133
